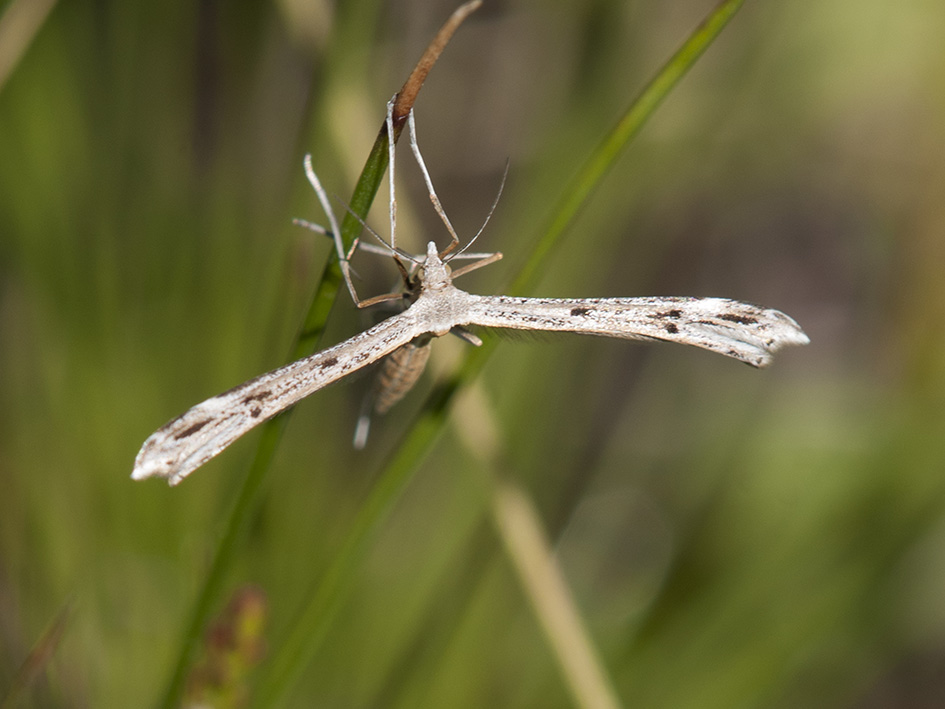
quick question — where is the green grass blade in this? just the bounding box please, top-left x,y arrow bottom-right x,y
160,1 -> 482,700
254,416 -> 442,704
512,0 -> 746,295
256,0 -> 746,703
157,128 -> 393,709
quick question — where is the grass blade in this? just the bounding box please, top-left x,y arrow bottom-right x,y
157,4 -> 482,706
257,0 -> 746,702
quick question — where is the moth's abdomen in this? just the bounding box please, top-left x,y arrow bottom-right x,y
374,338 -> 433,414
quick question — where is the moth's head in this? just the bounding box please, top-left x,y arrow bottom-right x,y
419,241 -> 452,290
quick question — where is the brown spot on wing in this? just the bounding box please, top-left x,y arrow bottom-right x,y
570,307 -> 592,316
174,419 -> 210,440
664,323 -> 679,334
320,356 -> 338,368
241,390 -> 272,404
718,313 -> 757,325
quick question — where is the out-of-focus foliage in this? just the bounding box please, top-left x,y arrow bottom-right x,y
1,0 -> 944,706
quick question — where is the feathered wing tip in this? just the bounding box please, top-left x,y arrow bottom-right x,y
131,394 -> 254,486
132,309 -> 424,484
678,299 -> 809,367
752,307 -> 810,362
722,310 -> 810,367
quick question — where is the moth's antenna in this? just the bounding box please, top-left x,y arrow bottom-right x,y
337,200 -> 421,266
450,159 -> 509,262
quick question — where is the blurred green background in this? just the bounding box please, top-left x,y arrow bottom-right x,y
3,0 -> 945,706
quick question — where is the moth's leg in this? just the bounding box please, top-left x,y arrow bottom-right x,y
450,325 -> 483,347
353,290 -> 407,309
301,154 -> 366,306
450,251 -> 504,280
405,108 -> 462,257
353,388 -> 376,450
385,97 -> 402,255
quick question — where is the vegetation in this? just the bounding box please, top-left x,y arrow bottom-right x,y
2,0 -> 944,706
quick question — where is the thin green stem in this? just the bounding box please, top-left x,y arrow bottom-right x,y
157,136 -> 391,709
158,3 -> 482,704
512,0 -> 745,296
256,0 -> 745,703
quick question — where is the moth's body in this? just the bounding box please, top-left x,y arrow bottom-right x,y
132,103 -> 808,486
132,241 -> 808,485
373,337 -> 433,415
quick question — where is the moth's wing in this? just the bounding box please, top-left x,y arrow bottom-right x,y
462,295 -> 808,367
133,310 -> 427,485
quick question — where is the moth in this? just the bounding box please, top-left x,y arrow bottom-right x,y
133,101 -> 809,485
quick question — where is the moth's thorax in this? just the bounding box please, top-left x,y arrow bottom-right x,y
411,283 -> 470,337
419,241 -> 453,291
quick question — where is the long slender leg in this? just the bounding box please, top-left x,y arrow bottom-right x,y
300,146 -> 410,310
293,214 -> 412,310
302,154 -> 364,306
386,97 -> 399,253
406,109 -> 462,257
449,251 -> 504,280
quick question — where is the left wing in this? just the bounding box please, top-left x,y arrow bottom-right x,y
133,307 -> 430,485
